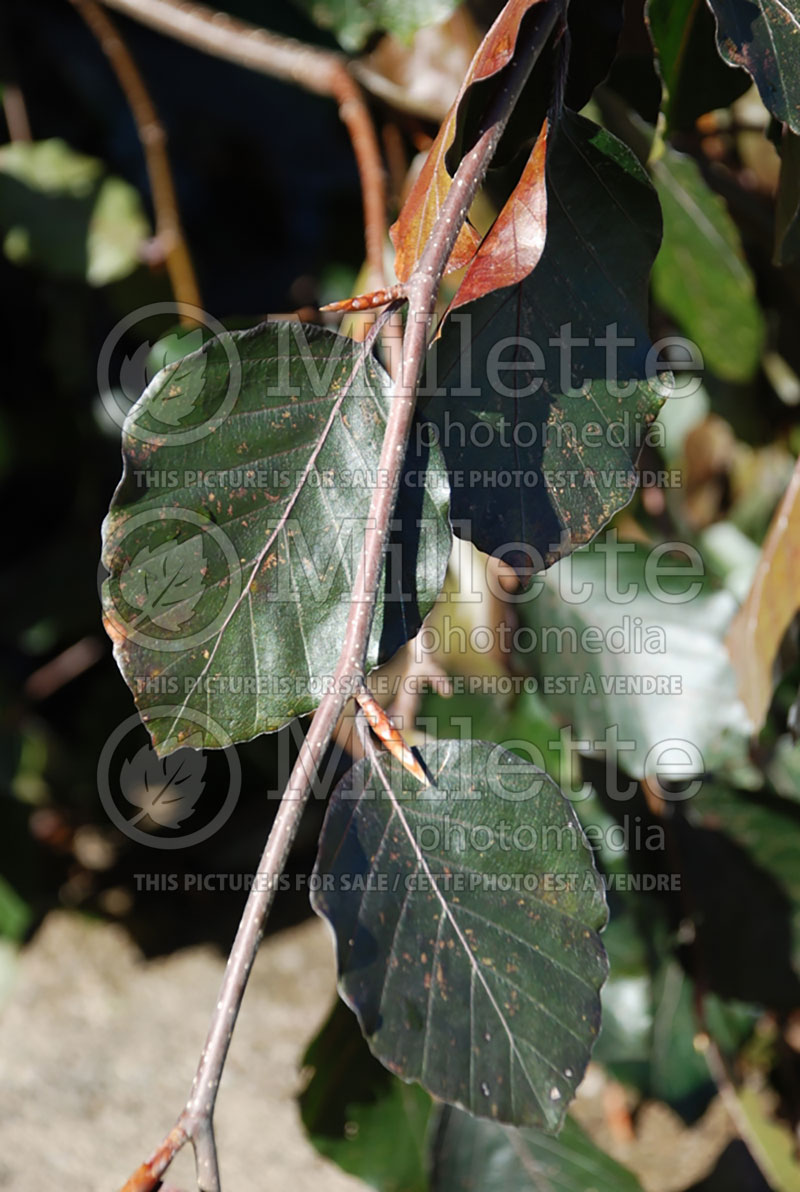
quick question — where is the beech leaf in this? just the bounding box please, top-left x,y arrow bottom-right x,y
312,738 -> 607,1131
390,0 -> 560,283
421,111 -> 666,581
450,118 -> 549,312
705,0 -> 800,134
102,322 -> 451,754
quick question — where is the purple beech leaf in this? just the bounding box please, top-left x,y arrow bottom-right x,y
102,323 -> 451,754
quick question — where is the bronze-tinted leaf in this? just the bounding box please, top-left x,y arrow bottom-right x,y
449,118 -> 548,311
390,0 -> 557,282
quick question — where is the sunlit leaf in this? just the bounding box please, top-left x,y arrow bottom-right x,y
102,323 -> 451,753
0,138 -> 148,285
518,541 -> 752,777
312,738 -> 607,1130
651,146 -> 764,382
390,0 -> 560,283
726,457 -> 800,730
291,0 -> 461,52
706,0 -> 800,134
449,119 -> 549,312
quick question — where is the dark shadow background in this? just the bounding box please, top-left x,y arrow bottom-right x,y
0,0 -> 372,956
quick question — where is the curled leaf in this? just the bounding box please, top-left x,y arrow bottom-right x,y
390,0 -> 558,282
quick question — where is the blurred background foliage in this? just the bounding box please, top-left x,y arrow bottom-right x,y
2,0 -> 800,1189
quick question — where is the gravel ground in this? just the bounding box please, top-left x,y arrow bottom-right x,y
0,911 -> 735,1192
0,912 -> 365,1192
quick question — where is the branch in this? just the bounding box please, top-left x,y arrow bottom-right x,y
1,84 -> 32,142
95,0 -> 387,289
69,0 -> 202,316
116,7 -> 555,1188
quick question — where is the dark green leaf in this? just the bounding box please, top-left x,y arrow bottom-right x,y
422,111 -> 666,581
300,998 -> 432,1192
291,0 -> 460,51
564,0 -> 624,112
102,322 -> 451,752
647,0 -> 750,130
651,147 -> 764,382
312,739 -> 608,1131
595,884 -> 757,1119
677,783 -> 800,1008
430,1105 -> 643,1191
0,875 -> 31,943
706,0 -> 800,134
775,128 -> 800,266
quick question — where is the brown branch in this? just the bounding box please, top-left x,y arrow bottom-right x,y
2,83 -> 32,142
95,0 -> 387,290
24,636 -> 104,701
68,0 -> 202,317
115,5 -> 558,1188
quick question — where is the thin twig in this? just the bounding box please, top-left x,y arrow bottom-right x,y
116,6 -> 557,1188
95,0 -> 387,289
24,637 -> 104,701
68,0 -> 202,317
2,83 -> 32,142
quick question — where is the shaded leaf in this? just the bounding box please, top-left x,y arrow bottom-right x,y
647,0 -> 750,130
677,782 -> 800,1008
517,541 -> 752,777
430,1104 -> 643,1191
390,0 -> 560,284
101,322 -> 451,753
311,738 -> 608,1131
596,893 -> 757,1119
119,741 -> 207,829
300,998 -> 432,1192
563,0 -> 624,112
0,138 -> 148,285
726,457 -> 800,730
291,0 -> 461,53
651,146 -> 764,382
687,1140 -> 773,1192
450,118 -> 549,312
775,127 -> 800,266
705,0 -> 800,134
422,111 -> 666,580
